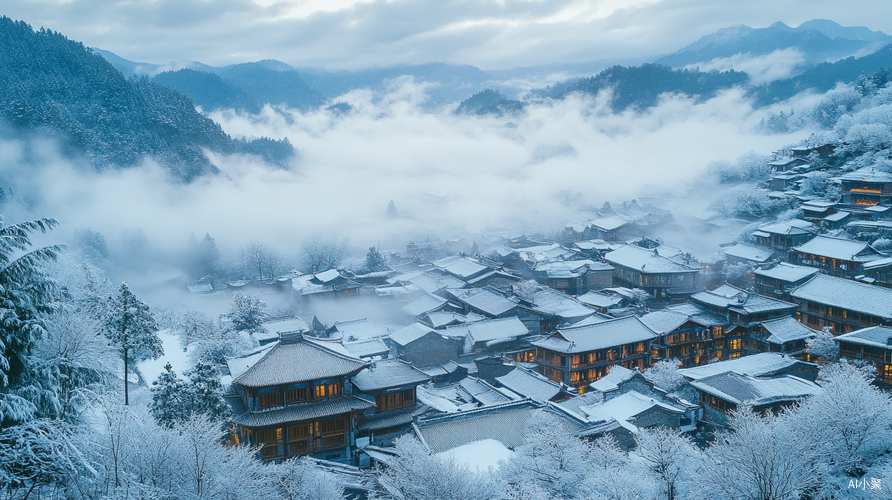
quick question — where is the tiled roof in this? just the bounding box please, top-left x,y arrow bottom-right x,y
605,245 -> 698,274
691,372 -> 822,406
447,288 -> 517,316
234,396 -> 374,428
459,377 -> 518,405
389,323 -> 439,346
791,274 -> 892,319
756,219 -> 815,236
442,317 -> 529,344
425,312 -> 484,328
532,316 -> 657,354
664,303 -> 728,327
528,288 -> 597,320
793,235 -> 878,261
678,352 -> 813,381
359,409 -> 415,431
589,214 -> 634,231
693,284 -> 796,315
534,260 -> 613,278
342,337 -> 390,358
414,401 -> 584,453
840,166 -> 892,183
401,293 -> 448,317
758,317 -> 816,345
352,359 -> 431,392
576,291 -> 624,308
331,319 -> 394,341
231,338 -> 369,388
753,263 -> 819,283
640,310 -> 691,334
432,256 -> 490,279
588,365 -> 634,392
496,366 -> 562,402
834,326 -> 892,350
578,390 -> 684,428
722,243 -> 774,263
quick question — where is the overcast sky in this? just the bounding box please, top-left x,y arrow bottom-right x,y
3,0 -> 892,70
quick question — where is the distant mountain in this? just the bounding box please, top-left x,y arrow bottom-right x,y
214,62 -> 326,110
455,90 -> 525,116
153,69 -> 264,114
0,18 -> 292,180
553,64 -> 749,110
657,20 -> 891,69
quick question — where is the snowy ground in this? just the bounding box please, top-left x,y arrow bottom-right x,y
137,329 -> 193,385
436,439 -> 515,472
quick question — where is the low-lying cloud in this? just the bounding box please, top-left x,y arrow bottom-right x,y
3,80 -> 805,276
685,48 -> 807,85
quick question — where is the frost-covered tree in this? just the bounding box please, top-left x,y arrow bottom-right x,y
364,246 -> 388,273
186,362 -> 231,425
151,363 -> 190,428
178,309 -> 217,346
0,418 -> 86,500
273,456 -> 345,500
807,326 -> 839,362
376,435 -> 498,500
644,359 -> 685,391
151,362 -> 231,429
709,185 -> 783,218
300,233 -> 349,273
634,426 -> 697,500
228,292 -> 267,333
103,282 -> 163,405
722,261 -> 754,281
513,280 -> 540,303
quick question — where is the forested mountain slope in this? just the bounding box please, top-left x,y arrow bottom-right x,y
0,17 -> 292,180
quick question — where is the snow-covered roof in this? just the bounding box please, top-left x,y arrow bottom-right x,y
230,337 -> 369,388
528,287 -> 596,320
331,319 -> 394,341
753,263 -> 820,283
793,235 -> 879,261
432,256 -> 490,279
351,359 -> 431,392
187,283 -> 213,293
578,391 -> 684,430
791,274 -> 892,320
588,365 -> 634,392
834,326 -> 892,350
314,269 -> 342,283
435,439 -> 514,472
589,214 -> 634,231
693,284 -> 796,315
234,396 -> 375,428
390,271 -> 466,294
864,257 -> 892,271
389,323 -> 440,346
640,310 -> 691,334
342,337 -> 390,358
442,317 -> 529,344
573,239 -> 617,252
226,344 -> 276,381
514,243 -> 579,263
576,291 -> 624,308
401,293 -> 448,317
691,372 -> 822,406
605,245 -> 698,274
534,260 -> 613,278
460,377 -> 521,405
678,352 -> 812,381
495,366 -> 563,402
758,317 -> 817,345
447,288 -> 518,316
722,243 -> 774,263
262,316 -> 311,337
663,303 -> 728,327
756,219 -> 815,236
532,316 -> 657,354
425,311 -> 484,328
839,166 -> 892,183
824,211 -> 851,222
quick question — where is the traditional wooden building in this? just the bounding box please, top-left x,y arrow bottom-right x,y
291,269 -> 362,302
691,372 -> 822,426
747,316 -> 816,356
751,219 -> 816,255
677,352 -> 819,382
863,257 -> 892,288
839,167 -> 892,205
640,305 -> 728,367
790,274 -> 892,334
351,359 -> 431,446
834,326 -> 892,386
532,316 -> 657,389
753,263 -> 820,300
604,245 -> 699,302
388,323 -> 462,367
532,260 -> 614,295
792,235 -> 884,278
226,335 -> 374,463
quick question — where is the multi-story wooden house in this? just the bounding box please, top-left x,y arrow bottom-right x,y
746,316 -> 816,357
604,245 -> 699,302
751,219 -> 817,256
691,372 -> 823,427
351,359 -> 431,446
532,316 -> 657,389
835,326 -> 892,386
640,304 -> 728,367
753,263 -> 819,300
792,235 -> 884,278
226,335 -> 374,463
790,274 -> 892,334
839,167 -> 892,205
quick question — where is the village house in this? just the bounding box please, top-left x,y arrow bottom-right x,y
746,316 -> 816,357
387,269 -> 466,295
351,359 -> 431,447
532,260 -> 614,295
494,365 -> 575,403
604,245 -> 700,302
839,166 -> 892,205
753,263 -> 820,300
586,214 -> 637,241
792,235 -> 884,278
640,304 -> 728,367
388,323 -> 462,367
800,200 -> 837,220
767,156 -> 809,172
225,335 -> 374,463
291,269 -> 362,303
834,326 -> 892,386
441,316 -> 532,356
327,318 -> 394,342
863,257 -> 892,288
575,290 -> 627,313
431,255 -> 493,281
532,316 -> 657,389
720,242 -> 775,266
690,284 -> 798,360
400,293 -> 451,320
691,371 -> 823,427
790,274 -> 892,333
751,219 -> 817,255
677,351 -> 820,383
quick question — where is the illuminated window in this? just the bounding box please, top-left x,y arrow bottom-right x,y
257,390 -> 283,409
315,382 -> 343,398
729,338 -> 742,350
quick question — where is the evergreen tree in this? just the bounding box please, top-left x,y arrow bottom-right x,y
385,200 -> 397,219
364,246 -> 387,273
103,282 -> 163,405
150,363 -> 188,428
186,362 -> 231,424
228,292 -> 267,332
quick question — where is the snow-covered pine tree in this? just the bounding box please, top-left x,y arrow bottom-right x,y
364,246 -> 387,272
103,282 -> 163,405
150,363 -> 189,428
185,362 -> 231,425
